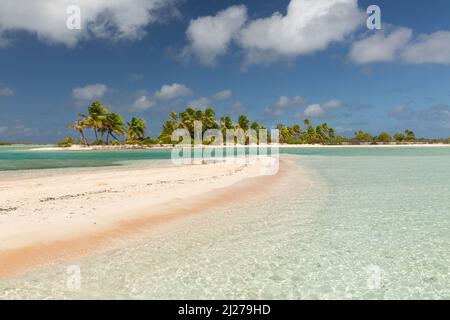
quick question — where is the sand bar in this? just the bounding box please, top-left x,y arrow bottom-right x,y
0,157 -> 286,278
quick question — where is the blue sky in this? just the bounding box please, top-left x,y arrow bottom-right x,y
0,0 -> 450,143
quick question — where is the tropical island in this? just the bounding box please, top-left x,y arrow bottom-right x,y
54,101 -> 450,148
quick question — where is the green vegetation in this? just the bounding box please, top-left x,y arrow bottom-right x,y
56,136 -> 74,147
68,102 -> 450,146
69,101 -> 149,145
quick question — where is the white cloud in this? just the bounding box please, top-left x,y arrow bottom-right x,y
304,99 -> 344,118
350,27 -> 450,65
189,89 -> 232,109
72,84 -> 108,101
184,0 -> 364,66
0,86 -> 14,96
238,0 -> 364,65
211,90 -> 232,101
265,95 -> 306,116
185,5 -> 247,66
154,83 -> 193,101
0,0 -> 177,47
323,99 -> 343,109
349,27 -> 413,64
0,126 -> 7,133
131,83 -> 193,111
189,97 -> 211,109
402,31 -> 450,65
132,95 -> 155,111
304,104 -> 325,118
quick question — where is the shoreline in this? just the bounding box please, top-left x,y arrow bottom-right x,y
0,157 -> 288,279
21,143 -> 450,152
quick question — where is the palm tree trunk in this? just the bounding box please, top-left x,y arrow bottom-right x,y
94,127 -> 99,144
79,129 -> 89,146
110,133 -> 118,141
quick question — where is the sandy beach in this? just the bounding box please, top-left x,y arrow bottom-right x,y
0,157 -> 285,278
26,143 -> 450,153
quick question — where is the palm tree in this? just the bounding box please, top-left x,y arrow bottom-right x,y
321,123 -> 330,142
220,117 -> 234,130
69,116 -> 89,146
328,128 -> 336,142
238,115 -> 250,131
82,101 -> 109,144
180,107 -> 196,135
292,124 -> 301,134
404,129 -> 416,141
127,117 -> 146,140
103,113 -> 125,144
250,121 -> 261,132
203,108 -> 218,130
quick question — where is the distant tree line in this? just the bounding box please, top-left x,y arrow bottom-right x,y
63,101 -> 450,146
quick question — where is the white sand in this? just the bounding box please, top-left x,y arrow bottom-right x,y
0,158 -> 281,277
27,143 -> 450,152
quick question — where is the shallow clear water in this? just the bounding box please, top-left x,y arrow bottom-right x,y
0,146 -> 174,172
1,147 -> 450,299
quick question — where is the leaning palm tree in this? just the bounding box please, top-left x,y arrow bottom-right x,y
180,107 -> 196,135
238,115 -> 250,131
84,101 -> 109,144
103,113 -> 125,144
203,108 -> 218,130
127,117 -> 146,141
69,116 -> 89,146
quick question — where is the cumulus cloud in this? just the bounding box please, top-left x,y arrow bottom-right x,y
0,85 -> 14,96
304,104 -> 325,117
211,90 -> 233,101
239,0 -> 364,65
72,84 -> 108,101
323,99 -> 343,109
132,95 -> 155,111
265,95 -> 306,116
303,99 -> 344,118
349,27 -> 413,64
0,0 -> 177,47
402,31 -> 450,64
131,83 -> 193,111
185,0 -> 364,66
189,90 -> 233,109
350,27 -> 450,65
154,83 -> 193,101
184,5 -> 247,66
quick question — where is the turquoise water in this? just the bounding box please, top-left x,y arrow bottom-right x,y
1,147 -> 450,299
3,145 -> 449,172
0,146 -> 173,171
